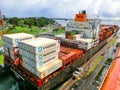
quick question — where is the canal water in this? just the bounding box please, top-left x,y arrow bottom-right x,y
0,19 -> 120,90
0,74 -> 16,90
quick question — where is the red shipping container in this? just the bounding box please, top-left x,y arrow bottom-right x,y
61,52 -> 76,66
65,31 -> 70,38
72,49 -> 84,59
65,48 -> 74,54
60,46 -> 70,54
106,30 -> 112,38
99,32 -> 104,41
58,52 -> 66,59
101,30 -> 107,40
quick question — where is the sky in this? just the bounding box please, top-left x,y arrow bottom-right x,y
0,0 -> 120,18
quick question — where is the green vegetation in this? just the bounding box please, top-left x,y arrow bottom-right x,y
5,17 -> 55,28
110,38 -> 117,46
0,55 -> 4,65
0,40 -> 4,46
105,58 -> 112,65
6,26 -> 48,35
69,30 -> 77,35
95,66 -> 106,80
95,58 -> 113,81
86,56 -> 104,76
53,28 -> 65,35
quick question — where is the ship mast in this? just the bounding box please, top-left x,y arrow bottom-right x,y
92,11 -> 100,39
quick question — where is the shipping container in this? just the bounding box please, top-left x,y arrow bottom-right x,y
72,49 -> 84,59
67,35 -> 74,40
58,52 -> 66,59
73,34 -> 82,40
36,59 -> 62,78
19,47 -> 59,62
3,33 -> 34,47
106,30 -> 112,38
61,52 -> 76,66
99,32 -> 104,42
22,54 -> 58,69
65,31 -> 70,38
19,38 -> 60,54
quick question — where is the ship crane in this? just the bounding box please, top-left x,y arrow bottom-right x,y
92,11 -> 101,39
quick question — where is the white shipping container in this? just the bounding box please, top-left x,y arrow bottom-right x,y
36,59 -> 62,78
10,53 -> 14,60
19,47 -> 59,62
3,33 -> 34,47
4,46 -> 8,52
73,34 -> 82,40
21,53 -> 58,69
76,38 -> 94,45
4,41 -> 14,49
4,47 -> 9,56
30,54 -> 58,69
19,37 -> 60,54
23,59 -> 62,78
9,49 -> 15,60
23,62 -> 35,74
24,62 -> 29,70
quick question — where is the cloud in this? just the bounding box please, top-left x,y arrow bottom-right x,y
0,0 -> 120,17
88,0 -> 120,17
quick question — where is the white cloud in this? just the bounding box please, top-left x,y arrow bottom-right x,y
0,0 -> 120,17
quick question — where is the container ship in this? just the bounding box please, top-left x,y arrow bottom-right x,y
100,47 -> 120,90
3,10 -> 119,90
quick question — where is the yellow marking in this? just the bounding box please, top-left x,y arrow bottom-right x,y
62,80 -> 69,86
77,77 -> 81,80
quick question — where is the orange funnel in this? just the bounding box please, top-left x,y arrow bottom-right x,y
75,10 -> 87,22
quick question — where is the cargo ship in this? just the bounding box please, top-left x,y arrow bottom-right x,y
100,47 -> 120,90
3,10 -> 119,90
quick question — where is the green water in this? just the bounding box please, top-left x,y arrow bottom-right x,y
0,75 -> 16,90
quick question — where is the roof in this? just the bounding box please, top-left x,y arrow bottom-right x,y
3,33 -> 34,39
20,37 -> 58,47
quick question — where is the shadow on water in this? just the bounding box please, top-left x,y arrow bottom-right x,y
0,74 -> 16,90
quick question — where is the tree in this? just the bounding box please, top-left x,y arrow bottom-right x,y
18,19 -> 24,26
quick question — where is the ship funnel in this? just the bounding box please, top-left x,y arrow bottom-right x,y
75,10 -> 87,22
82,10 -> 86,14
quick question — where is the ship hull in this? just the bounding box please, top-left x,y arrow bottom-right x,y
5,32 -> 117,90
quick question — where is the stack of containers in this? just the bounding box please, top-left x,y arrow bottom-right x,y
2,33 -> 34,60
19,37 -> 62,78
99,32 -> 104,42
77,38 -> 94,50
